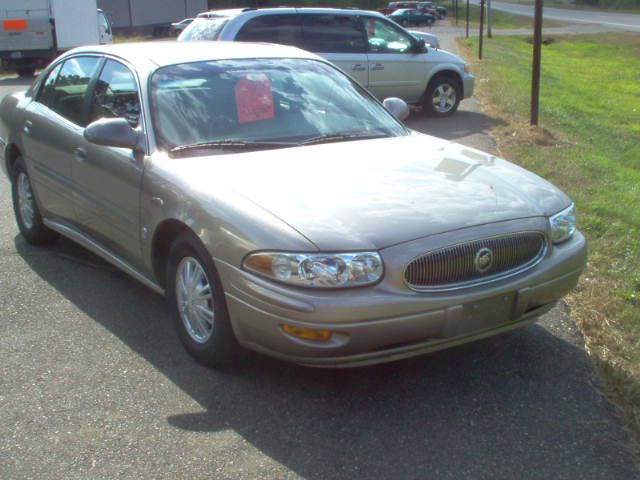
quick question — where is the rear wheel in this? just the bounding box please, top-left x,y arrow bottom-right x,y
11,157 -> 59,245
423,75 -> 461,117
16,67 -> 35,77
166,232 -> 238,366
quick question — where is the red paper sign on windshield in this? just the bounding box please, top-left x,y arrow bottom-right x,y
235,75 -> 275,124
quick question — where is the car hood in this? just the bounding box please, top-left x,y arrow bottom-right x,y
158,133 -> 570,250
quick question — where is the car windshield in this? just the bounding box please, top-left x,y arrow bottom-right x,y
150,58 -> 408,155
178,17 -> 228,41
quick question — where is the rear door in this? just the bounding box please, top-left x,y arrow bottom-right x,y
362,16 -> 429,103
300,14 -> 369,88
22,55 -> 100,222
72,58 -> 144,266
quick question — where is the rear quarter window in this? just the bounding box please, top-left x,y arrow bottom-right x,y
235,14 -> 304,48
301,15 -> 366,54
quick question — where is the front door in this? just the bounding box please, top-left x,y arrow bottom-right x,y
362,17 -> 429,103
72,59 -> 144,266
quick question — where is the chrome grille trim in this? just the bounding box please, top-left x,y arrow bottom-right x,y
404,231 -> 547,292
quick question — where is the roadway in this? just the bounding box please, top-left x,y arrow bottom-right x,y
469,0 -> 640,32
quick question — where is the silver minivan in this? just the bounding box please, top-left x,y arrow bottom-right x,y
180,8 -> 474,117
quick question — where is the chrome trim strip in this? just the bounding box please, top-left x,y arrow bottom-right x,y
43,219 -> 165,295
404,231 -> 548,293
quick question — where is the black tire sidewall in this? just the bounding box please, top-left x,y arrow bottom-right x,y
166,232 -> 237,366
424,76 -> 461,117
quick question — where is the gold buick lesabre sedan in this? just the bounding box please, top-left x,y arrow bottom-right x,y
0,42 -> 586,368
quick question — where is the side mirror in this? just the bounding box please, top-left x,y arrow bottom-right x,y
383,97 -> 410,122
84,118 -> 143,152
415,38 -> 428,53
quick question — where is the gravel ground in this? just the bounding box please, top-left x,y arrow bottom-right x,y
0,27 -> 638,479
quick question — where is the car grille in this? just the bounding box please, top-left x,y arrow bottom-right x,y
404,231 -> 547,291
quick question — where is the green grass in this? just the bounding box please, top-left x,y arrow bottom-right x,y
464,4 -> 567,28
459,32 -> 640,442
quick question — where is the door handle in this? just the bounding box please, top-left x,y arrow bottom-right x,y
73,147 -> 86,162
352,64 -> 367,71
23,120 -> 33,135
370,63 -> 385,71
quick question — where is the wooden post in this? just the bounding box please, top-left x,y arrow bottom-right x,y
455,0 -> 459,25
479,0 -> 485,60
466,0 -> 470,38
530,0 -> 543,125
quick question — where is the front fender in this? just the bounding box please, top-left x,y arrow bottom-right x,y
140,153 -> 317,280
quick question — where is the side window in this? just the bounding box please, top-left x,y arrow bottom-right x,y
235,14 -> 304,48
37,63 -> 63,105
363,18 -> 414,53
301,15 -> 366,53
89,60 -> 141,127
46,56 -> 100,126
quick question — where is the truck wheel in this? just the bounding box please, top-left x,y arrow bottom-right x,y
424,75 -> 461,117
166,232 -> 239,367
16,67 -> 35,77
11,158 -> 59,245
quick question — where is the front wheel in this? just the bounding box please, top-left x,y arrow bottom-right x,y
423,75 -> 461,117
166,232 -> 238,367
11,157 -> 59,245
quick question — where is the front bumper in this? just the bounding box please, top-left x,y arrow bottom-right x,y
218,224 -> 586,368
462,72 -> 475,99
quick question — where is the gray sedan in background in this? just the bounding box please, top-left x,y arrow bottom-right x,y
0,42 -> 586,368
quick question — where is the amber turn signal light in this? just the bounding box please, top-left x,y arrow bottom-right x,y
281,324 -> 333,342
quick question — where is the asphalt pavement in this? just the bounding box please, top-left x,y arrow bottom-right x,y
469,0 -> 640,32
1,30 -> 638,479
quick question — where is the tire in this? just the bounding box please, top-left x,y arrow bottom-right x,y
439,12 -> 446,20
423,75 -> 461,117
11,157 -> 59,245
166,232 -> 238,367
427,18 -> 434,26
16,67 -> 35,77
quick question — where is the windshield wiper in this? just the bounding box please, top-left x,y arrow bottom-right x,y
299,132 -> 388,146
169,140 -> 295,155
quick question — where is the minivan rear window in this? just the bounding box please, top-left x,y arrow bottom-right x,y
178,17 -> 229,41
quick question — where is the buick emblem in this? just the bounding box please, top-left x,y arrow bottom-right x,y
474,247 -> 494,273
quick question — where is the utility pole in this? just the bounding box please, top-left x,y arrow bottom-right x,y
530,0 -> 543,125
487,0 -> 493,38
465,0 -> 469,38
479,0 -> 485,59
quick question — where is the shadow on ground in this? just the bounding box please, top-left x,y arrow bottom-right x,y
406,106 -> 506,143
14,235 -> 638,479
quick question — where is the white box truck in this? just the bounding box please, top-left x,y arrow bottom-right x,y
0,0 -> 112,76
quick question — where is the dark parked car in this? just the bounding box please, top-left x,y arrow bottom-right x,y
389,8 -> 436,27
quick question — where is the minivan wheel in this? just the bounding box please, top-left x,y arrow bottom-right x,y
423,75 -> 461,117
11,157 -> 59,245
166,232 -> 238,366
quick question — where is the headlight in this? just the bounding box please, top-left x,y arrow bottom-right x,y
243,252 -> 384,288
549,203 -> 576,244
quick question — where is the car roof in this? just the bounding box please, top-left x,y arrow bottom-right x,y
197,7 -> 386,18
62,41 -> 322,71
